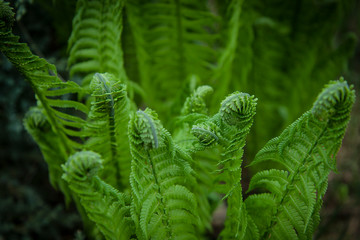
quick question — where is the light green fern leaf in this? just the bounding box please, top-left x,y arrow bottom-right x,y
68,0 -> 128,90
215,92 -> 258,239
247,79 -> 355,239
84,73 -> 132,190
190,91 -> 258,239
0,1 -> 88,156
129,108 -> 202,239
62,151 -> 135,240
24,107 -> 72,203
125,0 -> 218,117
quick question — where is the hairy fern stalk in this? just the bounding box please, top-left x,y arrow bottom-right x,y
0,0 -> 356,239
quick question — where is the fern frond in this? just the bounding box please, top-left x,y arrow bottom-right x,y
62,151 -> 135,240
129,108 -> 202,239
0,1 -> 88,156
68,0 -> 128,90
217,92 -> 257,239
181,85 -> 213,115
84,73 -> 132,190
235,1 -> 357,158
125,0 -> 218,117
211,0 -> 245,105
24,107 -> 72,203
191,91 -> 258,239
247,79 -> 355,239
173,85 -> 214,152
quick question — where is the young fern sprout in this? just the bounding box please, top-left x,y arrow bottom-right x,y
84,72 -> 132,191
129,108 -> 202,239
246,80 -> 355,239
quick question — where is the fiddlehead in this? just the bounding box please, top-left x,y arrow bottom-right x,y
62,151 -> 135,240
246,79 -> 355,239
181,85 -> 213,115
190,91 -> 258,239
191,121 -> 220,148
129,108 -> 202,239
217,92 -> 258,239
24,107 -> 72,203
84,73 -> 132,190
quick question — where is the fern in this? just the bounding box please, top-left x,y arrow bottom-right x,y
232,0 -> 357,157
24,107 -> 72,203
129,108 -> 202,239
211,0 -> 244,106
0,1 -> 88,156
0,2 -> 102,237
1,0 -> 357,239
84,72 -> 132,190
68,0 -> 128,91
191,92 -> 258,239
125,0 -> 218,117
62,151 -> 135,240
246,80 -> 355,239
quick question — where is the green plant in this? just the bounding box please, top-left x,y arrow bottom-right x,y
0,0 -> 357,239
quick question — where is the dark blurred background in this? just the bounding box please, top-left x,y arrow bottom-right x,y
0,0 -> 359,239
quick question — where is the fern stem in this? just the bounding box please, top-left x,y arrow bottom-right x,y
94,73 -> 123,189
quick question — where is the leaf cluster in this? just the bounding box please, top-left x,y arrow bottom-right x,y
0,0 -> 357,239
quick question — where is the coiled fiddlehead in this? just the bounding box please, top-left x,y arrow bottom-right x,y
181,85 -> 213,115
62,151 -> 135,240
246,79 -> 355,239
84,73 -> 132,190
217,92 -> 257,239
129,108 -> 202,239
24,107 -> 72,203
190,91 -> 258,239
191,121 -> 220,148
312,78 -> 355,123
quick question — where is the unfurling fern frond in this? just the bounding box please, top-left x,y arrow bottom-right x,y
62,151 -> 135,240
84,73 -> 132,190
216,92 -> 257,239
181,85 -> 213,115
0,1 -> 88,156
173,85 -> 213,152
190,91 -> 258,239
246,79 -> 355,239
24,107 -> 72,203
129,108 -> 202,239
0,3 -> 101,236
68,0 -> 127,90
